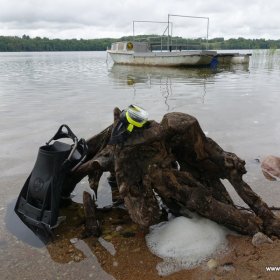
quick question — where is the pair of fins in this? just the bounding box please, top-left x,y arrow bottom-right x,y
14,124 -> 88,243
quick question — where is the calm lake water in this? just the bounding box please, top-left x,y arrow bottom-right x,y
0,50 -> 280,279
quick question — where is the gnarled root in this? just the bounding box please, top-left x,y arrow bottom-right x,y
82,191 -> 101,238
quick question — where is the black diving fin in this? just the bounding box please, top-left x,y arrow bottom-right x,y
14,124 -> 88,243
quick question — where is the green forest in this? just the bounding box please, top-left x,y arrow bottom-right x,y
0,35 -> 279,52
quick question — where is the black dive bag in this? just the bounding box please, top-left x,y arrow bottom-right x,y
14,124 -> 87,242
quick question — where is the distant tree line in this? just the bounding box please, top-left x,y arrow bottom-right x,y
0,35 -> 279,52
0,35 -> 115,52
206,37 -> 280,50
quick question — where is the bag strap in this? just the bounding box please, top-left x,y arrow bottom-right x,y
71,138 -> 88,172
46,124 -> 78,145
46,124 -> 88,171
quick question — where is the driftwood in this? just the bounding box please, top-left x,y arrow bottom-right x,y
65,108 -> 280,238
82,191 -> 101,237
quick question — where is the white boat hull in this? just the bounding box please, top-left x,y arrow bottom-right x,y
108,50 -> 217,66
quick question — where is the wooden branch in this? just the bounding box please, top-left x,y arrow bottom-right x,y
68,110 -> 280,238
82,191 -> 101,237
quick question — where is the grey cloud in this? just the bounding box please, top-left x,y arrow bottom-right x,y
0,0 -> 279,39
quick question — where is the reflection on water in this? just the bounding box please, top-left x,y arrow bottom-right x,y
108,63 -> 250,110
1,50 -> 280,279
5,200 -> 45,248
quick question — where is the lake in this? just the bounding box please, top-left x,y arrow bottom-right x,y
0,50 -> 280,279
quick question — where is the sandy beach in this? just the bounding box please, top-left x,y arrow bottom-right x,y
44,203 -> 280,280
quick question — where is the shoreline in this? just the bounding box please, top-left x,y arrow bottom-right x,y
45,204 -> 280,280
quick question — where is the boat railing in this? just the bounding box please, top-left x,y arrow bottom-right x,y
133,36 -> 206,52
133,36 -> 168,51
170,38 -> 207,51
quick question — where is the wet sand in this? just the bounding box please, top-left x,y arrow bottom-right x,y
2,190 -> 280,280
93,234 -> 280,280
44,203 -> 280,280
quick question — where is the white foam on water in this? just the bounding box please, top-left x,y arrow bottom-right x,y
145,215 -> 228,276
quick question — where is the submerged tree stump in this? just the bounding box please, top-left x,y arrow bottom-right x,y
67,108 -> 280,238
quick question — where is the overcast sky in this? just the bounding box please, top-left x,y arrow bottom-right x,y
0,0 -> 279,40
